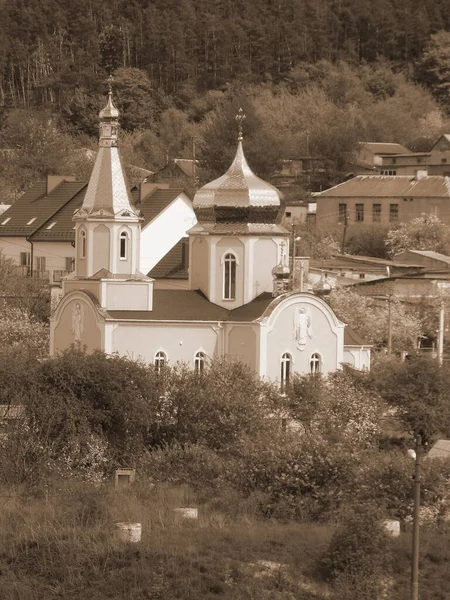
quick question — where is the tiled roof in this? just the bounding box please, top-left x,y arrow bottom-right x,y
314,175 -> 450,198
0,182 -> 183,242
427,439 -> 450,460
344,327 -> 367,346
359,142 -> 411,155
138,188 -> 185,227
30,185 -> 87,241
148,239 -> 188,279
0,180 -> 86,237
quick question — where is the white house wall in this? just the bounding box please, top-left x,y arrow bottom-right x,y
139,195 -> 196,274
0,237 -> 74,273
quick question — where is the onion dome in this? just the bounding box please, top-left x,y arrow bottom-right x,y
99,90 -> 119,120
272,263 -> 291,278
193,110 -> 284,230
313,272 -> 332,299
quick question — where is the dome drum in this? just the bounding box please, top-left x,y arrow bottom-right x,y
194,204 -> 284,225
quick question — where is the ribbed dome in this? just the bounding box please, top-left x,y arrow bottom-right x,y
193,140 -> 283,226
272,263 -> 291,277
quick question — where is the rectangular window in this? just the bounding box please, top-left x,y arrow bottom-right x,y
389,204 -> 399,222
20,252 -> 30,267
442,158 -> 447,164
36,257 -> 46,272
373,204 -> 381,223
65,257 -> 75,272
338,203 -> 347,223
356,204 -> 364,222
392,158 -> 397,164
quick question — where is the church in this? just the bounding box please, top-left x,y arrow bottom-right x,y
50,91 -> 370,382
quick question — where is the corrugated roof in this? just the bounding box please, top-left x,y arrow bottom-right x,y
314,175 -> 450,198
359,142 -> 411,155
400,250 -> 450,265
0,180 -> 86,237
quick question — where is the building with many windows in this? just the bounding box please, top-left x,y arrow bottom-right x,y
314,173 -> 450,230
50,94 -> 370,380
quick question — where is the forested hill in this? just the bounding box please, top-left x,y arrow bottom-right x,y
2,0 -> 450,202
2,0 -> 450,104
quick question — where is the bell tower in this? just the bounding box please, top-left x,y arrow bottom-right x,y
63,78 -> 153,312
73,77 -> 142,279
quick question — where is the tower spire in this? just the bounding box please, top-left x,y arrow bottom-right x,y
235,107 -> 246,142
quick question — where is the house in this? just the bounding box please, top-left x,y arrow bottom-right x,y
314,173 -> 450,230
350,142 -> 411,175
50,93 -> 370,379
151,158 -> 198,189
0,179 -> 196,283
379,135 -> 450,177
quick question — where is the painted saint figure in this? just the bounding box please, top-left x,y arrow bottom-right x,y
72,302 -> 84,342
294,306 -> 312,350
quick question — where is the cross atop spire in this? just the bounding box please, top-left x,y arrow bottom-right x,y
107,73 -> 114,94
235,108 -> 246,141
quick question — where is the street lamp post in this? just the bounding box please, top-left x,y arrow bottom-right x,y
410,434 -> 422,600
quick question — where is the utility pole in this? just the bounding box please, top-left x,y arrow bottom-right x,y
438,300 -> 445,366
411,434 -> 422,600
340,207 -> 348,254
387,294 -> 393,355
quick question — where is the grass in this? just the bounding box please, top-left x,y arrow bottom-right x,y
0,481 -> 449,599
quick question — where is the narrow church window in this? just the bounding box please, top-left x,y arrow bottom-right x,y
194,351 -> 206,374
154,351 -> 167,372
310,353 -> 321,374
280,353 -> 292,389
120,231 -> 128,259
80,230 -> 86,259
223,253 -> 236,300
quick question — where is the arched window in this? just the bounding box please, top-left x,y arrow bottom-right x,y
280,353 -> 292,389
310,353 -> 321,374
119,231 -> 128,260
223,253 -> 237,300
154,351 -> 167,373
194,351 -> 206,374
80,230 -> 86,259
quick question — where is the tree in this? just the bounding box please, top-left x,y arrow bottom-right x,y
329,287 -> 422,352
385,214 -> 450,256
417,31 -> 450,108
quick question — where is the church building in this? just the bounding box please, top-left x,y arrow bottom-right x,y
50,93 -> 370,381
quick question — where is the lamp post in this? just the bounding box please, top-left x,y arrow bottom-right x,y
409,434 -> 422,600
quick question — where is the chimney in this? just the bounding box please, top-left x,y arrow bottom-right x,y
415,169 -> 428,181
46,175 -> 75,195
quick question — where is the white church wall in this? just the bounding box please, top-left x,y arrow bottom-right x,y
264,295 -> 344,380
253,238 -> 279,296
111,322 -> 221,365
140,195 -> 196,275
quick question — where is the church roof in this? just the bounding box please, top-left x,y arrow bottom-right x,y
194,140 -> 281,210
148,239 -> 188,279
105,289 -> 367,345
74,91 -> 140,220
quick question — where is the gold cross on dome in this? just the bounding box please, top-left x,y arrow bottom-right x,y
235,108 -> 246,141
107,74 -> 114,94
